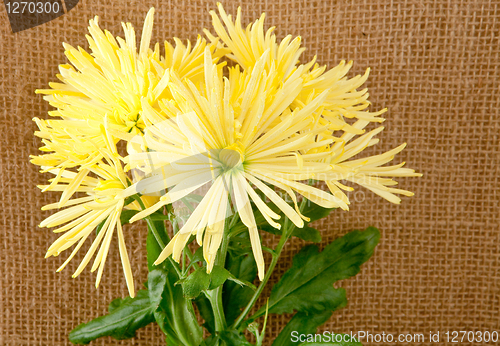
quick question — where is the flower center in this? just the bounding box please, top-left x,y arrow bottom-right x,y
218,148 -> 243,172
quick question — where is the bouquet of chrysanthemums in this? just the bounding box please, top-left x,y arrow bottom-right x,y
32,4 -> 420,345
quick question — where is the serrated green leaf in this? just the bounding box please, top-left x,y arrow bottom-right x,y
69,290 -> 155,344
148,269 -> 167,307
223,253 -> 258,325
149,269 -> 203,346
179,267 -> 211,298
107,297 -> 122,313
258,244 -> 348,315
253,227 -> 380,319
272,310 -> 333,346
180,262 -> 256,300
107,294 -> 137,314
208,265 -> 232,290
226,275 -> 256,289
208,264 -> 256,291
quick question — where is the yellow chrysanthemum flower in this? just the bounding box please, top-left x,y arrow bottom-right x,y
120,46 -> 394,280
33,5 -> 421,295
39,124 -> 137,297
32,8 -> 225,207
33,9 -> 159,167
206,3 -> 421,204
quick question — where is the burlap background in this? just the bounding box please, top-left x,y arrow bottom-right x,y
1,0 -> 499,345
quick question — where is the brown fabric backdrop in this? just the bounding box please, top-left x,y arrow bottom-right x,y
1,0 -> 499,345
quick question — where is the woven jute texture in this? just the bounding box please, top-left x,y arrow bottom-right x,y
1,0 -> 499,345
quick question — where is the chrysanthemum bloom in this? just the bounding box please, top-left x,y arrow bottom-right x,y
207,3 -> 421,204
32,8 -> 224,206
33,8 -> 226,295
39,124 -> 138,296
118,32 -> 420,280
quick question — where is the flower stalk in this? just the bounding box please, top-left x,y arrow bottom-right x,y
132,194 -> 183,278
210,219 -> 232,332
231,198 -> 308,329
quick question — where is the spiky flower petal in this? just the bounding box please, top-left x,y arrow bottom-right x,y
40,124 -> 136,296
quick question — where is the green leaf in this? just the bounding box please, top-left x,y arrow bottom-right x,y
95,219 -> 106,236
292,225 -> 322,243
147,213 -> 171,221
208,265 -> 256,291
178,267 -> 211,298
272,310 -> 333,346
146,227 -> 163,272
254,199 -> 335,243
149,269 -> 203,346
120,209 -> 139,225
253,227 -> 380,319
191,246 -> 205,263
69,290 -> 155,344
180,264 -> 255,299
208,265 -> 231,290
262,224 -> 322,243
194,294 -> 215,334
223,253 -> 258,325
146,211 -> 170,272
219,330 -> 253,346
301,201 -> 336,223
108,294 -> 137,314
204,335 -> 219,346
228,231 -> 253,257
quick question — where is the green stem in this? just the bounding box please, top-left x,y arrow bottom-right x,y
207,289 -> 225,335
209,229 -> 231,332
231,198 -> 308,329
228,211 -> 240,230
231,230 -> 287,330
132,195 -> 182,278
